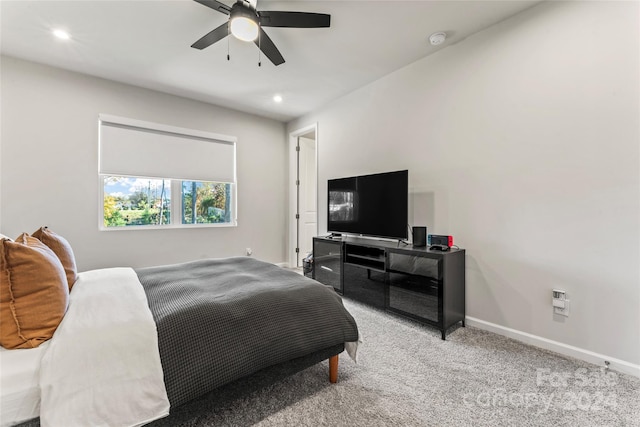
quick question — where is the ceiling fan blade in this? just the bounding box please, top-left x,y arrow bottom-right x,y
191,22 -> 229,50
193,0 -> 231,15
259,11 -> 330,28
255,28 -> 285,66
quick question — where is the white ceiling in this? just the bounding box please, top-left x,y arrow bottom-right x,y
1,0 -> 540,122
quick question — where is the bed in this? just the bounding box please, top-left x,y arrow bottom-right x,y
0,342 -> 49,425
0,256 -> 359,427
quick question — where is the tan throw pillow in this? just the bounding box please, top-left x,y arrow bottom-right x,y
0,234 -> 69,349
32,226 -> 78,290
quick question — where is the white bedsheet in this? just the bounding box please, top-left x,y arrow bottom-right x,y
0,342 -> 49,427
38,267 -> 170,427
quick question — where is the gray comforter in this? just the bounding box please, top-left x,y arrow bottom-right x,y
136,257 -> 358,407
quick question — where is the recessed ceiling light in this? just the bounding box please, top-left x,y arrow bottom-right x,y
273,95 -> 283,103
53,29 -> 70,40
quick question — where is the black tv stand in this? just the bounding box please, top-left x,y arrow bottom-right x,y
313,236 -> 465,340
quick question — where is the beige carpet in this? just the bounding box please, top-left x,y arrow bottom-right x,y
149,298 -> 640,426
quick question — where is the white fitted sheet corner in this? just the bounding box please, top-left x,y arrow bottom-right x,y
0,342 -> 49,427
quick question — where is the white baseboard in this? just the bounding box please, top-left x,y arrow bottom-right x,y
275,262 -> 289,268
465,316 -> 640,378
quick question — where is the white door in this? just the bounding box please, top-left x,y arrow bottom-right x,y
297,136 -> 317,266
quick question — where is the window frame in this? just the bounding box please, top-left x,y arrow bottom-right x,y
99,178 -> 237,231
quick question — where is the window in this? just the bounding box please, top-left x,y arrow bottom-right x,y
99,115 -> 236,229
103,177 -> 171,227
181,181 -> 232,225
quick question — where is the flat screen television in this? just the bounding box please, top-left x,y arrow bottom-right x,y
328,170 -> 408,240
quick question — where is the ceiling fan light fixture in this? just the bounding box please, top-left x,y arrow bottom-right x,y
191,0 -> 331,66
230,16 -> 258,42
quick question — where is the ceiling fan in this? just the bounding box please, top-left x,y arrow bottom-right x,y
191,0 -> 331,66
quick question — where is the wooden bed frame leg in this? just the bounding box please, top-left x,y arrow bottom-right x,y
329,355 -> 339,383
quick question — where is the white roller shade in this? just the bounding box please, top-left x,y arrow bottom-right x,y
99,115 -> 236,183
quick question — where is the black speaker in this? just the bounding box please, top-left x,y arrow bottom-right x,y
412,226 -> 427,247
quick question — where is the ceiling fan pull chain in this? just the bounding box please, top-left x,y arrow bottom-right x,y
258,28 -> 262,67
227,24 -> 230,61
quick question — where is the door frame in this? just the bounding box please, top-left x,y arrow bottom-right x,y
288,122 -> 318,268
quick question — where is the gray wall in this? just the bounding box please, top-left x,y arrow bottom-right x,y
1,56 -> 287,270
288,1 -> 639,367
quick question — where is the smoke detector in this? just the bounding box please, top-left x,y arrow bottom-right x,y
429,32 -> 447,46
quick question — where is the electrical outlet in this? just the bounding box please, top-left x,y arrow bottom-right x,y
554,300 -> 570,316
246,248 -> 252,256
552,289 -> 569,317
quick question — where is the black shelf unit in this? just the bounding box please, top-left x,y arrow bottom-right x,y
344,243 -> 386,272
312,236 -> 466,340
